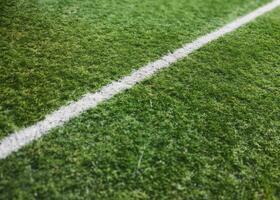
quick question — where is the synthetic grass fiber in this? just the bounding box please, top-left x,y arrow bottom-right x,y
0,0 -> 271,139
0,5 -> 279,200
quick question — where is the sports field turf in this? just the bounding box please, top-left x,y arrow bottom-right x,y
0,0 -> 280,199
0,0 -> 271,138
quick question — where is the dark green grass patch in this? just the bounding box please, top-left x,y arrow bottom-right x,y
1,7 -> 280,200
0,0 -> 270,138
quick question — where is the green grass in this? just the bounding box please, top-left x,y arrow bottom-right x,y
1,6 -> 279,200
0,0 -> 270,138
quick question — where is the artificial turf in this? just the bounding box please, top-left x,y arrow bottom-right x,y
0,0 -> 271,138
0,6 -> 279,200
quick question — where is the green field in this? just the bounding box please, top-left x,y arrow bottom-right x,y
0,0 -> 280,199
0,0 -> 270,138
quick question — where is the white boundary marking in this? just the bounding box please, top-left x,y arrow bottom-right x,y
1,0 -> 280,159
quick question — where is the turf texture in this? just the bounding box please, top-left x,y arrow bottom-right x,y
0,6 -> 279,200
0,0 -> 271,138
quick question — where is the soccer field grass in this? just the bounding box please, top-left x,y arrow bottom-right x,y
1,0 -> 280,199
0,0 -> 271,138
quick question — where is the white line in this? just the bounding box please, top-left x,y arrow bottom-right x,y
1,0 -> 280,160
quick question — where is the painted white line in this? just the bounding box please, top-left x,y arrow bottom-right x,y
1,0 -> 280,160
